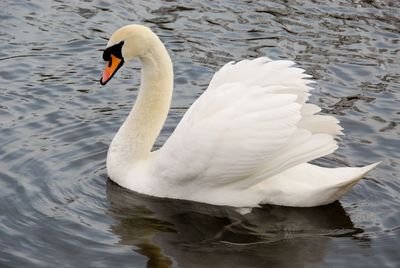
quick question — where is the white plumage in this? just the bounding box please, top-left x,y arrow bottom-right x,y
101,25 -> 379,208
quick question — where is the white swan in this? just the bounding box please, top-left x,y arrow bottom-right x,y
100,25 -> 379,208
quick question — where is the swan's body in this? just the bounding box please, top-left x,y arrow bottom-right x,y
100,25 -> 378,208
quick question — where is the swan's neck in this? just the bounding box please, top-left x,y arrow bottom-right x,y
108,40 -> 173,170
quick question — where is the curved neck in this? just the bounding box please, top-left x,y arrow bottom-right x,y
109,40 -> 173,165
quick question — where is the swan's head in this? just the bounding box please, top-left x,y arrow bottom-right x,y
100,24 -> 156,85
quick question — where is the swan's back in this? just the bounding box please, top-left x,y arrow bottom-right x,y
154,58 -> 336,183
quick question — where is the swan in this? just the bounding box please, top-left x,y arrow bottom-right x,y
100,24 -> 379,208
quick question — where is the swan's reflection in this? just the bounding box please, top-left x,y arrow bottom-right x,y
106,179 -> 365,268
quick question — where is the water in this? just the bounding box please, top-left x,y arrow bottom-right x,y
0,0 -> 399,267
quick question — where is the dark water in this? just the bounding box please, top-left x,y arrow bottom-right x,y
1,0 -> 399,267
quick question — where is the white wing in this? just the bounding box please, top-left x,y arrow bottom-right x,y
153,58 -> 342,189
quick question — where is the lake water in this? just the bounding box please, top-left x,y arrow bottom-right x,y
1,0 -> 399,267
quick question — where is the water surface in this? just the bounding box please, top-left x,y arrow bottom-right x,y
0,0 -> 399,267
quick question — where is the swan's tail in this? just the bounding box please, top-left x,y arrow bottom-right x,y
254,162 -> 380,207
328,162 -> 380,185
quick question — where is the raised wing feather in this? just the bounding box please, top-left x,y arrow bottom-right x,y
153,58 -> 341,189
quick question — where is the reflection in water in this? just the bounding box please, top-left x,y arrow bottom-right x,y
106,180 -> 366,268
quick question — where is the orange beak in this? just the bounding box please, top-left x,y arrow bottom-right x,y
100,54 -> 123,85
